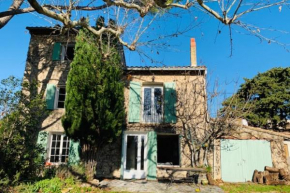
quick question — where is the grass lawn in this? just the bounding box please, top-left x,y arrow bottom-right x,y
9,177 -> 130,193
221,183 -> 290,193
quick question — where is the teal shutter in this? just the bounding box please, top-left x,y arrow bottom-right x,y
68,140 -> 81,165
37,131 -> 48,162
164,82 -> 176,123
128,82 -> 141,122
52,42 -> 61,61
46,84 -> 56,110
147,131 -> 157,180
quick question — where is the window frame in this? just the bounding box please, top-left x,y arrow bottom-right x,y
47,133 -> 70,165
54,86 -> 66,109
61,43 -> 75,61
141,86 -> 163,123
156,134 -> 180,167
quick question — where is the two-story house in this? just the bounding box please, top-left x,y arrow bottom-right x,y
25,26 -> 207,180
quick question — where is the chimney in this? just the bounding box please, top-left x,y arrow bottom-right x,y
190,38 -> 197,66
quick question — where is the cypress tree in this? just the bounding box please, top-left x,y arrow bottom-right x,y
62,26 -> 125,179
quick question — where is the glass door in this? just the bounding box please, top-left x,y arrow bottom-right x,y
123,134 -> 147,179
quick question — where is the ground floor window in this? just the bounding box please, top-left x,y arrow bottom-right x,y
49,134 -> 70,163
157,134 -> 180,165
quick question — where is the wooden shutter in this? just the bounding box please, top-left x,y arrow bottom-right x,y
37,131 -> 48,162
46,84 -> 56,110
128,82 -> 141,123
52,42 -> 61,61
68,140 -> 81,165
164,82 -> 176,123
147,131 -> 157,180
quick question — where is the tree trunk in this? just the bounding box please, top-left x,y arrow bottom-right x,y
82,144 -> 98,181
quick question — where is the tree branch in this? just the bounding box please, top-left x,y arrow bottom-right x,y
0,0 -> 24,29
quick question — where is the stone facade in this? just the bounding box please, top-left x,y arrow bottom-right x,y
24,27 -> 212,180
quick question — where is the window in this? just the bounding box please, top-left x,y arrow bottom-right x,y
55,86 -> 66,108
157,135 -> 180,165
49,134 -> 70,164
61,43 -> 75,61
142,86 -> 163,123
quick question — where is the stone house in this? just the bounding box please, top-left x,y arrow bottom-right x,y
25,27 -> 208,180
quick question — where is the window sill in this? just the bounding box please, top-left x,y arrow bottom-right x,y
157,165 -> 181,168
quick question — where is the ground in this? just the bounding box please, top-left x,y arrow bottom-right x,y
99,179 -> 224,193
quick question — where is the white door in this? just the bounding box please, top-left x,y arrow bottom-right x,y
123,134 -> 147,179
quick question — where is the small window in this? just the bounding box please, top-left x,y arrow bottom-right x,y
49,134 -> 70,164
61,44 -> 75,61
157,135 -> 180,166
142,86 -> 163,123
55,86 -> 66,108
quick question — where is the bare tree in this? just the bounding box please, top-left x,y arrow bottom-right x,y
0,0 -> 289,52
174,72 -> 252,169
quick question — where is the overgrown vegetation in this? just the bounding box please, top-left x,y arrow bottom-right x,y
62,19 -> 125,180
0,76 -> 47,187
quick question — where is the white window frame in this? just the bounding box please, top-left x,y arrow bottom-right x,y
61,43 -> 75,61
54,86 -> 66,109
48,133 -> 70,164
141,86 -> 163,123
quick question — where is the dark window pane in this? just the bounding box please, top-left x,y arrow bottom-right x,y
58,102 -> 64,108
154,88 -> 162,114
57,135 -> 61,140
157,135 -> 180,165
56,149 -> 60,155
59,87 -> 66,94
126,136 -> 138,170
65,46 -> 75,60
50,156 -> 55,162
52,134 -> 56,140
51,149 -> 55,155
143,88 -> 151,114
62,141 -> 67,148
61,156 -> 67,163
58,94 -> 65,101
55,156 -> 59,162
141,136 -> 144,170
64,136 -> 68,140
52,141 -> 56,147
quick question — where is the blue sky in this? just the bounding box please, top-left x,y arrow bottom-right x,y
0,2 -> 289,106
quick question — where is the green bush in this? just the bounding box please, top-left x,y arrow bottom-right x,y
0,77 -> 48,186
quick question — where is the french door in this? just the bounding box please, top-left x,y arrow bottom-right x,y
123,133 -> 147,179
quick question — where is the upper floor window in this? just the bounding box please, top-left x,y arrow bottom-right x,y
49,133 -> 70,164
128,81 -> 176,124
142,86 -> 163,123
61,44 -> 75,61
52,42 -> 75,61
55,86 -> 66,109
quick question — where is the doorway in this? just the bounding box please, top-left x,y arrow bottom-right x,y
123,133 -> 147,179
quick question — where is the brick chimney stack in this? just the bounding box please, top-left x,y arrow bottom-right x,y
190,38 -> 197,66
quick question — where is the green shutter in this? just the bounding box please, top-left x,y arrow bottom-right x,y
37,131 -> 48,162
52,42 -> 61,61
46,84 -> 56,110
147,131 -> 157,180
164,82 -> 176,123
68,140 -> 81,165
128,82 -> 141,122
